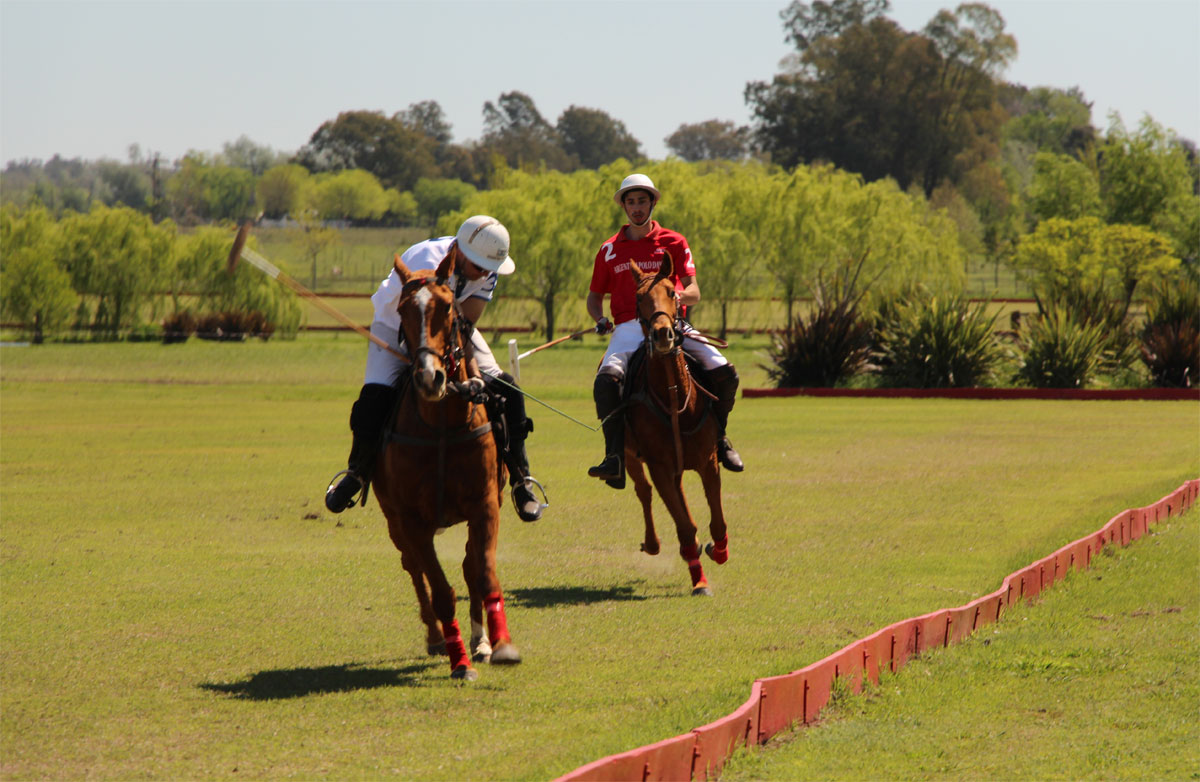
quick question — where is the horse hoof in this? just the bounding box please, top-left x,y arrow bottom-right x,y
640,540 -> 660,556
450,665 -> 478,681
490,642 -> 522,665
691,585 -> 713,597
427,640 -> 448,656
705,541 -> 729,565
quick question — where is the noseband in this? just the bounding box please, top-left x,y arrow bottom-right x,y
639,307 -> 684,353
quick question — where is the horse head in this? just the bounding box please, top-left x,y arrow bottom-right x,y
629,251 -> 680,355
394,252 -> 463,401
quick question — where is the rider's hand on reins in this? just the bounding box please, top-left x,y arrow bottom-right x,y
595,317 -> 614,335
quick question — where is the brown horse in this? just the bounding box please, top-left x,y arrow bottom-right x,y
624,254 -> 730,596
372,252 -> 520,680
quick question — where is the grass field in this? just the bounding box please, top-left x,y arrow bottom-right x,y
1,334 -> 1195,780
722,508 -> 1199,781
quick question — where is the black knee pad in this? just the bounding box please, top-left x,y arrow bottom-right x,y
593,372 -> 622,418
350,383 -> 395,432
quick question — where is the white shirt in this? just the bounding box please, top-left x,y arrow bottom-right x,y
370,236 -> 499,335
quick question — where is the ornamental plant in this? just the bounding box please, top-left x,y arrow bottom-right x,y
1139,276 -> 1200,388
873,293 -> 1004,388
764,265 -> 874,388
1016,307 -> 1109,388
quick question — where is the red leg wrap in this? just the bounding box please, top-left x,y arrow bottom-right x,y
441,619 -> 470,671
688,558 -> 706,588
484,592 -> 511,645
710,535 -> 729,564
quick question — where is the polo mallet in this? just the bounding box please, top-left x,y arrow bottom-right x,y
226,222 -> 409,363
515,326 -> 593,361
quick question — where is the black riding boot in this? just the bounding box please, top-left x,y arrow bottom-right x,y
486,372 -> 545,522
325,383 -> 395,512
707,363 -> 745,472
587,373 -> 625,489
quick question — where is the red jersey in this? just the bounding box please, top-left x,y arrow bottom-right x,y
589,222 -> 696,324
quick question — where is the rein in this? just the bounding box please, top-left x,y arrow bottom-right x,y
634,301 -> 717,476
390,275 -> 492,526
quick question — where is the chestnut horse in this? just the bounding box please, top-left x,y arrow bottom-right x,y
624,254 -> 730,596
373,252 -> 519,680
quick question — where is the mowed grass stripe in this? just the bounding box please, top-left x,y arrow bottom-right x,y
721,505 -> 1199,781
1,337 -> 1196,780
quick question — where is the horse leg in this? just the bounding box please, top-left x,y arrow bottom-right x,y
646,464 -> 709,596
466,504 -> 520,666
698,460 -> 729,565
401,550 -> 445,656
410,532 -> 476,680
462,537 -> 491,663
626,453 -> 660,555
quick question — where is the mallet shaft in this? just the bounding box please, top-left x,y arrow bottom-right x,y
235,241 -> 408,363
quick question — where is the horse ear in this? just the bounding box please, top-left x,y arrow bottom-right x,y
628,261 -> 646,286
393,253 -> 412,284
435,247 -> 456,283
655,250 -> 674,282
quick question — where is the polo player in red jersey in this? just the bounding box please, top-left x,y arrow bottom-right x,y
585,173 -> 744,489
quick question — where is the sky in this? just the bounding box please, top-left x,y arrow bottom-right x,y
1,0 -> 1198,168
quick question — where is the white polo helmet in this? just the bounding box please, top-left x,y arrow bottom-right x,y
455,215 -> 515,275
613,173 -> 661,205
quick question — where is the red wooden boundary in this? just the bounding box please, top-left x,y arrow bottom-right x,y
743,387 -> 1200,401
555,479 -> 1200,782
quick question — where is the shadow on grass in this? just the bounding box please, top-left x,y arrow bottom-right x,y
200,660 -> 441,700
505,581 -> 669,608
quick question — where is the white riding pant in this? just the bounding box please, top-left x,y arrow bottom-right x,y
364,320 -> 501,386
596,319 -> 728,378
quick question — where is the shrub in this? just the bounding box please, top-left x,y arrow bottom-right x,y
874,294 -> 1004,388
195,311 -> 273,342
765,288 -> 873,388
1139,277 -> 1200,387
1016,307 -> 1109,388
162,311 -> 196,344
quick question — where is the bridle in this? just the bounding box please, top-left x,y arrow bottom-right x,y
398,276 -> 468,380
637,280 -> 684,354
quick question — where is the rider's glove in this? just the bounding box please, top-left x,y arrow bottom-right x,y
595,317 -> 614,335
461,376 -> 487,402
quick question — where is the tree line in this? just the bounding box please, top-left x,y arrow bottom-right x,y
1,0 -> 1196,355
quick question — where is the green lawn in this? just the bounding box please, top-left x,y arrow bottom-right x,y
722,507 -> 1199,781
1,334 -> 1195,780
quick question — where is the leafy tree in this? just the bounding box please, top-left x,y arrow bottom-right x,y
220,136 -> 287,175
481,91 -> 574,173
164,154 -> 256,223
386,189 -> 419,225
96,161 -> 151,211
556,105 -> 642,169
396,100 -> 453,145
664,120 -> 751,161
177,225 -> 302,337
413,177 -> 477,227
56,204 -> 176,338
1026,151 -> 1101,222
295,110 -> 438,190
256,164 -> 313,219
1099,115 -> 1198,261
1013,217 -> 1179,318
0,204 -> 77,342
449,164 -> 604,339
311,169 -> 390,222
747,1 -> 1014,196
1002,85 -> 1094,156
